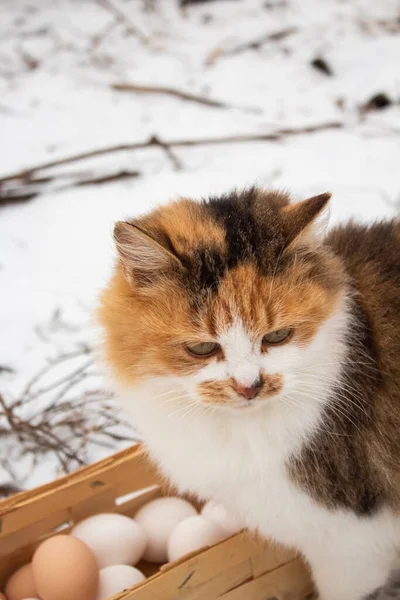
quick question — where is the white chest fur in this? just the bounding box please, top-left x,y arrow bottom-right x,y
121,383 -> 345,553
121,390 -> 400,600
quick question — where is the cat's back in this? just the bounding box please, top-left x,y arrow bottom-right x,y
326,218 -> 400,377
326,218 -> 400,288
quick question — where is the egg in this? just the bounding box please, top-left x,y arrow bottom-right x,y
4,563 -> 38,600
167,515 -> 226,562
201,501 -> 244,536
71,513 -> 147,568
135,497 -> 197,563
96,565 -> 145,600
32,535 -> 99,600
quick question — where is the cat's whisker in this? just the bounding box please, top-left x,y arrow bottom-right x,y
281,395 -> 350,439
294,379 -> 369,414
293,389 -> 364,434
152,388 -> 187,399
180,402 -> 215,426
298,380 -> 372,418
167,400 -> 201,420
293,377 -> 367,406
294,350 -> 380,371
294,359 -> 380,372
294,371 -> 370,404
162,395 -> 192,405
279,397 -> 308,436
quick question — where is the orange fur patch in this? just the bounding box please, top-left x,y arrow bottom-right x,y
136,199 -> 226,257
208,260 -> 342,347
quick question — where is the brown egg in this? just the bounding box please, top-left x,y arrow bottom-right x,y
4,563 -> 38,600
32,535 -> 99,600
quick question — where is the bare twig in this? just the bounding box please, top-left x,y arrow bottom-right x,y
0,123 -> 343,186
76,168 -> 140,186
205,27 -> 297,65
0,348 -> 137,481
149,135 -> 184,170
27,358 -> 93,402
0,191 -> 37,206
91,17 -> 119,50
96,0 -> 149,45
112,82 -> 227,108
21,347 -> 92,400
111,82 -> 262,114
0,168 -> 140,207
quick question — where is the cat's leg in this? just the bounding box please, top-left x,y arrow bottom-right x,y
307,544 -> 396,600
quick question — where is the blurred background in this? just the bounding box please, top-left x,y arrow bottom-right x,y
0,0 -> 399,492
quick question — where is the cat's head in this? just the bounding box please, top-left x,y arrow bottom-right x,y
99,188 -> 346,413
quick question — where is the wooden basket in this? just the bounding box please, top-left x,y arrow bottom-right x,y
0,444 -> 312,600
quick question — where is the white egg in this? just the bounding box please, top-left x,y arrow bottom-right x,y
96,565 -> 145,600
71,513 -> 147,568
167,515 -> 226,563
134,497 -> 197,563
201,501 -> 244,536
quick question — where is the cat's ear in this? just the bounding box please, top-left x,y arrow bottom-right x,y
113,221 -> 183,285
282,192 -> 331,248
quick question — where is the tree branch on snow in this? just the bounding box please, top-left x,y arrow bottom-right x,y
96,0 -> 149,45
205,27 -> 297,65
111,82 -> 262,114
90,18 -> 119,51
0,168 -> 141,207
0,123 -> 343,195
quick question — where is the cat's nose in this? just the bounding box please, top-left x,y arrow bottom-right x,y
234,378 -> 263,400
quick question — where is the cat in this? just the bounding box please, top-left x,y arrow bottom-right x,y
98,188 -> 400,600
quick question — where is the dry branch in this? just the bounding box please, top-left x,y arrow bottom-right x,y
205,27 -> 297,65
0,168 -> 140,207
0,348 -> 137,483
111,82 -> 262,113
0,124 -> 343,188
97,0 -> 149,45
91,18 -> 119,50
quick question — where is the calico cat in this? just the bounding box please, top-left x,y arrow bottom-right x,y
98,188 -> 400,600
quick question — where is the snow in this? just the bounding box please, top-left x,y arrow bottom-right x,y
0,0 -> 399,489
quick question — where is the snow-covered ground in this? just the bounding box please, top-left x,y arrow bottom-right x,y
0,0 -> 399,490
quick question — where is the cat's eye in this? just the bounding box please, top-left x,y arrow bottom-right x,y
262,328 -> 293,346
185,342 -> 220,357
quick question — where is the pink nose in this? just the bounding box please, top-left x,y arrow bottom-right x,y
234,379 -> 263,400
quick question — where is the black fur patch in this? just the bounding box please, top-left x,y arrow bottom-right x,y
206,187 -> 261,267
173,186 -> 290,300
205,187 -> 287,275
180,246 -> 227,293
